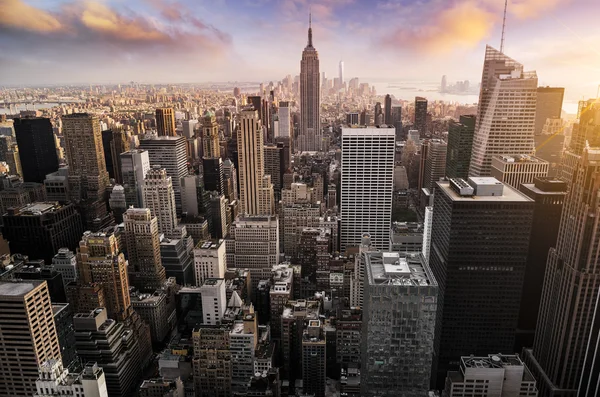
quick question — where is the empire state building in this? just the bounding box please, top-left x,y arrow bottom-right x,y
299,14 -> 321,152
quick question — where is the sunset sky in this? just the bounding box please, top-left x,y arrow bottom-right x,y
0,0 -> 598,101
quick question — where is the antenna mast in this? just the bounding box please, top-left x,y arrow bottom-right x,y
500,0 -> 508,53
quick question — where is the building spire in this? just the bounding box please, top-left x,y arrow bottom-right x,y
308,9 -> 313,47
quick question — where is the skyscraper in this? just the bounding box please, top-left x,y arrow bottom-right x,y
278,101 -> 292,138
341,126 -> 395,251
490,154 -> 549,190
194,240 -> 227,286
339,60 -> 344,85
143,167 -> 178,236
384,94 -> 392,125
523,145 -> 600,396
361,251 -> 437,396
202,111 -> 220,158
302,320 -> 327,397
237,109 -> 274,216
0,280 -> 62,397
124,207 -> 166,292
62,113 -> 112,230
516,177 -> 566,351
155,108 -> 176,137
469,46 -> 538,176
120,149 -> 151,208
2,202 -> 83,265
139,135 -> 188,214
430,177 -> 534,386
445,115 -> 476,179
414,96 -> 428,137
422,139 -> 447,191
299,14 -> 321,152
535,87 -> 564,135
13,117 -> 59,183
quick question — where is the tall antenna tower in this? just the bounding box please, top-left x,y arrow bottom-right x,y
500,0 -> 508,53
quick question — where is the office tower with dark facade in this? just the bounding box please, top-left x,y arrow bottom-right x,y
156,107 -> 177,137
516,177 -> 566,352
535,87 -> 564,135
73,308 -> 142,397
361,251 -> 437,396
469,46 -> 538,176
445,115 -> 476,179
384,94 -> 392,125
0,281 -> 62,397
2,202 -> 83,265
139,135 -> 188,214
52,302 -> 78,371
101,128 -> 130,183
202,157 -> 224,194
302,320 -> 327,397
264,143 -> 284,202
340,127 -> 395,251
414,96 -> 428,137
523,146 -> 600,396
430,177 -> 534,386
13,117 -> 59,183
120,149 -> 151,208
299,15 -> 321,152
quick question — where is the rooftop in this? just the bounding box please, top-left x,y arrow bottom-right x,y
438,179 -> 531,202
0,280 -> 41,297
493,154 -> 547,164
365,251 -> 435,288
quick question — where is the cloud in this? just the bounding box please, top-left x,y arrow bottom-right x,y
0,0 -> 63,33
382,1 -> 496,53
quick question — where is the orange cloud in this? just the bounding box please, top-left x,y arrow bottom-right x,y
383,1 -> 496,53
0,0 -> 63,33
79,1 -> 168,42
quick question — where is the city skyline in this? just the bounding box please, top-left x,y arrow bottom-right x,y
0,0 -> 598,101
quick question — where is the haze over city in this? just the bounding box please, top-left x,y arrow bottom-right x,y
1,0 -> 599,102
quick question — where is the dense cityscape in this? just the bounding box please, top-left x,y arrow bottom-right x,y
0,0 -> 598,396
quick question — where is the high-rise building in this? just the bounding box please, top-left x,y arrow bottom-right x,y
51,303 -> 78,371
0,182 -> 46,215
156,108 -> 177,137
445,115 -> 476,179
139,135 -> 187,214
339,60 -> 344,85
73,308 -> 142,397
384,94 -> 392,125
0,280 -> 62,397
469,46 -> 538,176
535,87 -> 564,135
13,117 -> 59,183
202,111 -> 220,158
515,178 -> 566,351
414,96 -> 428,137
226,215 -> 279,294
2,202 -> 83,265
138,378 -> 184,397
101,128 -> 130,183
299,15 -> 321,152
160,235 -> 195,285
76,231 -> 132,322
130,285 -> 176,343
143,167 -> 178,236
194,240 -> 227,286
62,113 -> 111,230
341,126 -> 395,251
124,207 -> 166,291
430,177 -> 534,386
34,360 -> 109,397
491,154 -> 549,190
302,320 -> 327,397
192,325 -> 232,397
279,101 -> 291,138
237,109 -> 274,216
202,157 -> 224,194
52,248 -> 78,285
443,354 -> 538,397
222,159 -> 238,202
523,146 -> 600,396
264,144 -> 284,202
422,139 -> 448,191
120,149 -> 151,208
361,251 -> 437,396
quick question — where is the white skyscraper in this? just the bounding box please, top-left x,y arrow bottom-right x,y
120,149 -> 151,208
339,60 -> 344,84
200,278 -> 226,325
194,240 -> 227,286
341,126 -> 395,251
143,166 -> 178,236
469,46 -> 538,176
278,101 -> 291,138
